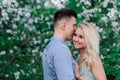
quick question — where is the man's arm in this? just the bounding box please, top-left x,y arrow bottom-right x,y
54,47 -> 75,80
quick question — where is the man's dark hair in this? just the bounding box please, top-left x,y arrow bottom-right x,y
53,8 -> 77,26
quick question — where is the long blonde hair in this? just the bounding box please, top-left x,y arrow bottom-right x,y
78,23 -> 100,71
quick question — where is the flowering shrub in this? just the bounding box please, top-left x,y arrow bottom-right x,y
0,0 -> 54,79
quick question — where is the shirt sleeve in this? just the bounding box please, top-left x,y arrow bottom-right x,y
54,46 -> 75,80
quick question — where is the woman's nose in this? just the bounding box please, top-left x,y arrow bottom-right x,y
73,36 -> 78,41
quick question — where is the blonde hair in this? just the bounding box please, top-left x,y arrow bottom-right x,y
78,23 -> 100,71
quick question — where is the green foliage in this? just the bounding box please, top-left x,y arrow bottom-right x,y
0,0 -> 120,80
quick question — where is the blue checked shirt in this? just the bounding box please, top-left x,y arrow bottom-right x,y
42,36 -> 76,80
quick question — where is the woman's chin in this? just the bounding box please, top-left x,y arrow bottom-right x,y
74,45 -> 79,49
74,45 -> 84,49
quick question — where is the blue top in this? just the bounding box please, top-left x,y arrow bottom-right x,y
42,36 -> 76,80
80,64 -> 95,80
77,55 -> 95,80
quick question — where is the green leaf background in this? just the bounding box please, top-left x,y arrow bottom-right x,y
0,0 -> 120,80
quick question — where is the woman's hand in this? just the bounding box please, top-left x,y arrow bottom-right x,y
74,61 -> 81,79
74,61 -> 80,75
74,61 -> 89,80
79,76 -> 89,80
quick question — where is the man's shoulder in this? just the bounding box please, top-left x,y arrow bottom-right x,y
48,40 -> 67,48
45,40 -> 70,54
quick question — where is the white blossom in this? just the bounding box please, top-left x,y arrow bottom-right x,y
45,17 -> 49,21
9,49 -> 13,54
66,41 -> 71,46
16,64 -> 20,67
99,28 -> 103,33
34,18 -> 39,23
5,74 -> 9,77
0,51 -> 6,55
32,68 -> 36,73
1,10 -> 8,17
25,24 -> 36,31
47,22 -> 52,28
44,1 -> 53,8
14,72 -> 20,80
106,48 -> 110,52
75,0 -> 79,1
31,59 -> 35,63
80,0 -> 87,3
102,36 -> 107,39
8,37 -> 11,40
76,3 -> 80,7
26,73 -> 29,76
6,29 -> 12,33
107,8 -> 117,20
84,1 -> 91,6
14,46 -> 18,50
29,26 -> 36,31
40,52 -> 43,57
36,0 -> 41,4
25,12 -> 31,18
37,5 -> 41,9
102,0 -> 110,8
18,8 -> 23,16
28,18 -> 33,24
44,39 -> 49,43
50,0 -> 65,9
73,51 -> 78,55
20,36 -> 24,41
0,21 -> 2,24
20,69 -> 25,75
101,16 -> 108,23
32,50 -> 36,53
111,22 -> 119,27
100,54 -> 105,59
113,43 -> 116,46
3,0 -> 12,6
13,24 -> 17,29
98,8 -> 101,12
33,39 -> 37,44
3,0 -> 18,8
14,16 -> 20,21
24,24 -> 28,28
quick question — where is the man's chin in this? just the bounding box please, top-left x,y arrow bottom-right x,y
67,37 -> 72,40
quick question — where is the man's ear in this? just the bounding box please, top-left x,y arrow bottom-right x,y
61,22 -> 66,30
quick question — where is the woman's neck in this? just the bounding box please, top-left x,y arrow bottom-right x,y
79,49 -> 86,57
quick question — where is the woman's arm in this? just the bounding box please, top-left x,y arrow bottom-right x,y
92,57 -> 107,80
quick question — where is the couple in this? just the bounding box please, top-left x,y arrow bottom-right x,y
42,8 -> 106,80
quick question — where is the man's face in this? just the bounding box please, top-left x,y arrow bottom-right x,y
65,17 -> 76,40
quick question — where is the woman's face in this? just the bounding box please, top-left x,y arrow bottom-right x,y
73,27 -> 86,49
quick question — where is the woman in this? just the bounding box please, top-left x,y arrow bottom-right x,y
73,23 -> 107,80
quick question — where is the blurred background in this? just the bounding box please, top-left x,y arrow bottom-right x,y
0,0 -> 120,80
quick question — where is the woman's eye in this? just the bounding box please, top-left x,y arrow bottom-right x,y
79,35 -> 83,38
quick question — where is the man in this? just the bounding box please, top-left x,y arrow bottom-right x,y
42,8 -> 77,80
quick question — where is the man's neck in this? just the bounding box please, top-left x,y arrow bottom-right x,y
54,33 -> 66,41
